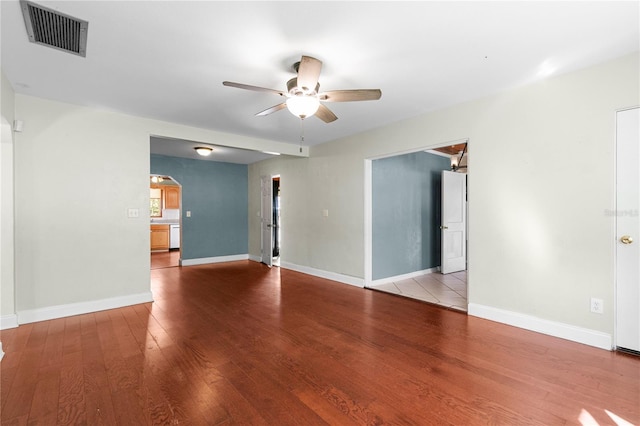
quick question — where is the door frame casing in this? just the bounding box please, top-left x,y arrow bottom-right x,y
272,176 -> 281,266
149,174 -> 182,265
364,138 -> 470,287
260,175 -> 272,266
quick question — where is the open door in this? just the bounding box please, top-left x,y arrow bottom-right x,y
272,177 -> 281,260
261,175 -> 273,267
441,170 -> 467,274
616,107 -> 640,352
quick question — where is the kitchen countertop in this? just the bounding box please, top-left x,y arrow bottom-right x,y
150,220 -> 179,225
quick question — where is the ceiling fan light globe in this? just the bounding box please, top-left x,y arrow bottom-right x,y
286,96 -> 320,118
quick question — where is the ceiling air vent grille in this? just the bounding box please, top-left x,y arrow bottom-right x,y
20,0 -> 88,57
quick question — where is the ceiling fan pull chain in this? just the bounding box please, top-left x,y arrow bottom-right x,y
299,118 -> 305,153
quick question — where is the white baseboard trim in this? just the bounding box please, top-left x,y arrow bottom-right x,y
370,267 -> 439,286
248,254 -> 261,262
0,342 -> 3,362
280,262 -> 365,288
181,254 -> 249,266
17,292 -> 154,325
1,314 -> 19,330
468,303 -> 613,350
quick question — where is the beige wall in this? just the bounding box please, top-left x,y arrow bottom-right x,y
14,96 -> 153,310
11,94 -> 301,317
249,152 -> 365,278
1,71 -> 16,326
249,53 -> 639,337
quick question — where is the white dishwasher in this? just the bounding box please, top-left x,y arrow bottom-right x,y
170,224 -> 180,249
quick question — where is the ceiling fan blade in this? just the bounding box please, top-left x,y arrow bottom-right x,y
319,89 -> 382,102
315,104 -> 338,123
223,81 -> 285,96
296,56 -> 322,92
256,103 -> 287,116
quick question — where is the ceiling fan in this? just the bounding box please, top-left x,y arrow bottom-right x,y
223,55 -> 382,123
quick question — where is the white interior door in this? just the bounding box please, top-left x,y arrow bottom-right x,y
441,170 -> 467,274
261,175 -> 273,267
616,107 -> 640,352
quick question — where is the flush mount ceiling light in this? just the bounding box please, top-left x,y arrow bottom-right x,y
194,147 -> 213,156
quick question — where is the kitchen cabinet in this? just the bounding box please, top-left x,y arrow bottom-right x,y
164,186 -> 180,209
150,224 -> 170,251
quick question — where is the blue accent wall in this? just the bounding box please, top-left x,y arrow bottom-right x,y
372,151 -> 450,280
150,155 -> 248,260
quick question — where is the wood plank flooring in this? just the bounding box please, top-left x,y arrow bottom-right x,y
151,250 -> 180,270
1,260 -> 638,425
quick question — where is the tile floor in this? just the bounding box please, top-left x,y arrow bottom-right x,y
369,270 -> 468,311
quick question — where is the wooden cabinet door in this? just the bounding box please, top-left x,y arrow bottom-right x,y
164,186 -> 180,209
150,225 -> 170,250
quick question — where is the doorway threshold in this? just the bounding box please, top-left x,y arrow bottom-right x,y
369,270 -> 467,312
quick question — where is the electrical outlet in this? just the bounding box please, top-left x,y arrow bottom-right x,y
590,297 -> 604,314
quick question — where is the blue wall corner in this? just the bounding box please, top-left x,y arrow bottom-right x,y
150,155 -> 248,260
372,151 -> 451,280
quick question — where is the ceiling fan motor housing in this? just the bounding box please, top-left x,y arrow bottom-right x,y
287,78 -> 320,96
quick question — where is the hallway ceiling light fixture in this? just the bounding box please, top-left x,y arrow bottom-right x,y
194,146 -> 213,156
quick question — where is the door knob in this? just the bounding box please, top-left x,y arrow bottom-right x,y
620,235 -> 633,244
440,225 -> 448,230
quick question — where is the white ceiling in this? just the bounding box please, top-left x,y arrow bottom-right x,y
150,136 -> 278,164
2,1 -> 638,155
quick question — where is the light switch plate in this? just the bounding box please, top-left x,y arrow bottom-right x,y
186,211 -> 191,217
127,208 -> 139,218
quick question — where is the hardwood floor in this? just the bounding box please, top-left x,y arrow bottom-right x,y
150,250 -> 180,269
1,260 -> 638,425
